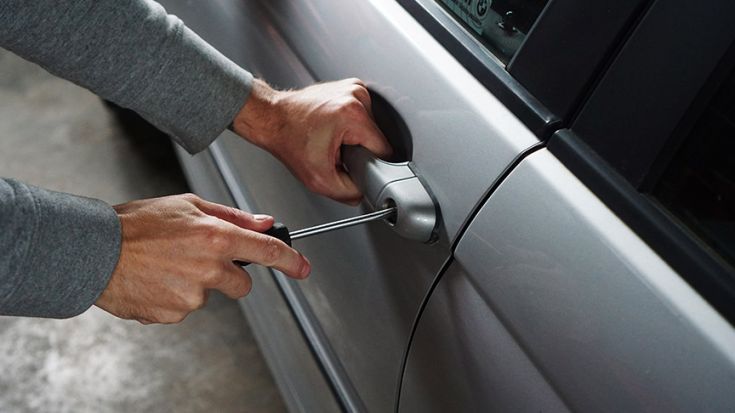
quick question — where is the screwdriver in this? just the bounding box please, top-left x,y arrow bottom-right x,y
237,207 -> 397,266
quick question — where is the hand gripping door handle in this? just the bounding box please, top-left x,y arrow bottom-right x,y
341,145 -> 438,243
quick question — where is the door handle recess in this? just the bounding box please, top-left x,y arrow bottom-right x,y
342,146 -> 438,243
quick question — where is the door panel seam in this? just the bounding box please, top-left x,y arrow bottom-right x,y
451,141 -> 545,251
395,141 -> 546,412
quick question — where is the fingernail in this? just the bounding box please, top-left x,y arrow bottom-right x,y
254,214 -> 272,221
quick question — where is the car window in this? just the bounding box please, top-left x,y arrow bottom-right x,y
436,0 -> 550,63
654,67 -> 735,267
547,1 -> 735,322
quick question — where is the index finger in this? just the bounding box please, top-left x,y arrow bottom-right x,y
228,226 -> 311,279
191,197 -> 275,231
344,114 -> 394,159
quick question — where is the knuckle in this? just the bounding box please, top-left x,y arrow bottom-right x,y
301,169 -> 323,190
238,275 -> 253,298
202,224 -> 230,253
222,207 -> 242,222
181,193 -> 200,203
176,287 -> 207,311
187,291 -> 207,310
351,85 -> 369,99
331,97 -> 363,117
307,175 -> 330,196
209,234 -> 230,254
306,175 -> 322,192
204,266 -> 224,285
343,98 -> 364,114
260,236 -> 282,266
193,216 -> 216,232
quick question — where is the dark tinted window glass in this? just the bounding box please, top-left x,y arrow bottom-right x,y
654,68 -> 735,266
436,0 -> 549,63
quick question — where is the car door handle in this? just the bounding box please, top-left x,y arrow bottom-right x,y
342,145 -> 438,243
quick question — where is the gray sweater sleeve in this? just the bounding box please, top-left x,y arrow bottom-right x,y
0,1 -> 254,318
0,179 -> 121,318
0,0 -> 254,153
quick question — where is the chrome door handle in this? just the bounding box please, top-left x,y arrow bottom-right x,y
342,145 -> 438,243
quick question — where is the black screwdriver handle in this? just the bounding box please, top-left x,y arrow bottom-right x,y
235,222 -> 291,267
263,222 -> 292,246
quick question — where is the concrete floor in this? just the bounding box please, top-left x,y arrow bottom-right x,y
0,50 -> 286,412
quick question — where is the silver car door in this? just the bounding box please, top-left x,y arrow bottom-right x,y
159,0 -> 541,411
401,149 -> 735,411
401,0 -> 735,410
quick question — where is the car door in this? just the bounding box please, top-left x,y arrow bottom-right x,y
158,0 -> 647,411
400,0 -> 735,410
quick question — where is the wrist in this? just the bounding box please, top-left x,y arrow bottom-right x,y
232,79 -> 287,148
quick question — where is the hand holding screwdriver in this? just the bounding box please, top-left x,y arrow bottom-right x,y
95,194 -> 311,325
238,207 -> 396,266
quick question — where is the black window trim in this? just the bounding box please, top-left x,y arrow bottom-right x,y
396,0 -> 559,137
508,0 -> 652,121
551,0 -> 735,324
549,130 -> 735,324
397,0 -> 651,139
567,0 -> 735,190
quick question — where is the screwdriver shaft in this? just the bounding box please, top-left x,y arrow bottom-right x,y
290,207 -> 396,240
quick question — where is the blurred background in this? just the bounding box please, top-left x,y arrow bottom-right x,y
0,49 -> 285,413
